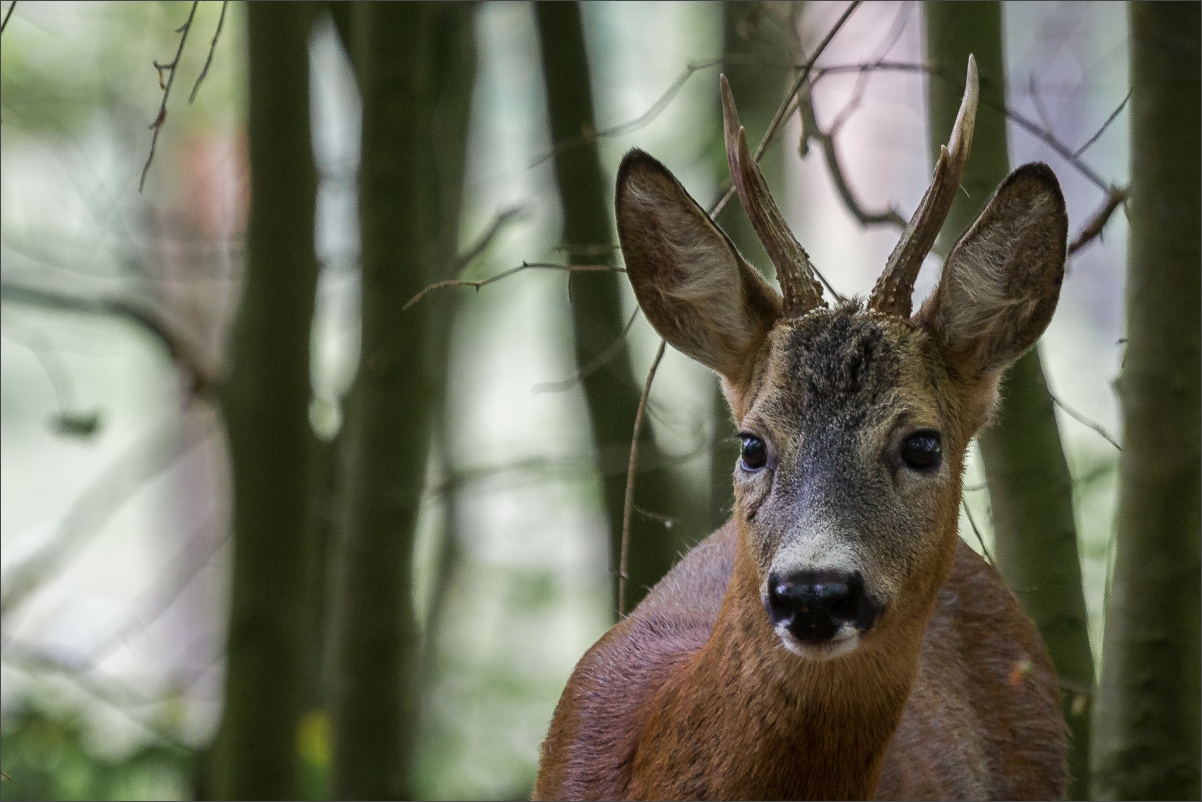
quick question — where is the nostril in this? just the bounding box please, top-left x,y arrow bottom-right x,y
765,570 -> 872,643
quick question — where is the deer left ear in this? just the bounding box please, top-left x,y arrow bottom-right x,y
916,162 -> 1068,375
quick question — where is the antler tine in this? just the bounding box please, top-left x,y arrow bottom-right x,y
720,75 -> 825,318
869,55 -> 979,318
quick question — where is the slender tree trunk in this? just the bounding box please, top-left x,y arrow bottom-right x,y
211,5 -> 319,798
1092,5 -> 1201,798
925,5 -> 1095,797
535,2 -> 691,615
329,4 -> 475,799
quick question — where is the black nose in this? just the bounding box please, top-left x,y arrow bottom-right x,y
765,570 -> 878,642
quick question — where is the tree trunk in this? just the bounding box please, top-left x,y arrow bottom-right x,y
1091,5 -> 1201,799
211,4 -> 319,798
329,4 -> 476,799
925,5 -> 1095,797
535,2 -> 692,616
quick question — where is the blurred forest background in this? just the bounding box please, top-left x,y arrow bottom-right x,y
0,1 -> 1197,800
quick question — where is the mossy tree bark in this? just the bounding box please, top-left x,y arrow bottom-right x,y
211,4 -> 319,798
328,4 -> 476,799
925,5 -> 1095,797
535,2 -> 693,615
1091,5 -> 1201,799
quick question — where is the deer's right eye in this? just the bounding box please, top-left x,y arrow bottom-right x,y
901,431 -> 942,472
740,434 -> 768,471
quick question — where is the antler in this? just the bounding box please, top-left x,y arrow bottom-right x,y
868,55 -> 979,318
721,75 -> 826,318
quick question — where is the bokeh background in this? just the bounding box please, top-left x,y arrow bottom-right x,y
0,2 -> 1172,799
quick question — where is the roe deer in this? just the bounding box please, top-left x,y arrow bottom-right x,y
534,56 -> 1069,800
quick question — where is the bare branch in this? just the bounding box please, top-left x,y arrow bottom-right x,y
534,308 -> 639,394
1068,185 -> 1127,255
1,1 -> 15,35
993,100 -> 1110,191
619,340 -> 666,618
140,1 -> 199,193
1029,75 -> 1056,133
531,57 -> 725,169
1,282 -> 215,395
81,518 -> 226,667
188,0 -> 229,104
1,412 -> 214,618
826,1 -> 914,136
1074,88 -> 1131,158
800,92 -> 907,230
961,499 -> 994,565
1048,390 -> 1121,450
402,261 -> 624,312
444,206 -> 527,281
711,0 -> 863,219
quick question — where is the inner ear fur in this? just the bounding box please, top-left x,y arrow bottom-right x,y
916,162 -> 1068,375
616,149 -> 781,385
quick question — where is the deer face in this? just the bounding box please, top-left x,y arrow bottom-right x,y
730,309 -> 966,660
615,69 -> 1066,661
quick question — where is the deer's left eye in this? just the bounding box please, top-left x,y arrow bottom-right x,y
901,431 -> 942,471
740,433 -> 768,471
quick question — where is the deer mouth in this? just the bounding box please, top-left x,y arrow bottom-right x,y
774,624 -> 862,661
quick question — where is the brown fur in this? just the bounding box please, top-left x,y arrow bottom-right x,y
534,152 -> 1069,800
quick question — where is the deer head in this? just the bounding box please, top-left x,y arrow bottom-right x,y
615,57 -> 1067,662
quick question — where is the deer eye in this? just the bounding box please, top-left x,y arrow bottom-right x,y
740,433 -> 768,471
901,431 -> 942,471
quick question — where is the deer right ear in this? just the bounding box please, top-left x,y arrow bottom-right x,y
916,162 -> 1068,376
616,150 -> 781,384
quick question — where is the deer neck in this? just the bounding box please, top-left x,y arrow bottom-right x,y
633,541 -> 930,801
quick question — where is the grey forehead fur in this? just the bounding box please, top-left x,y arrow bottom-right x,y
760,303 -> 903,431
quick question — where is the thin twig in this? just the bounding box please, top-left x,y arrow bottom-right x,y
961,499 -> 994,564
1074,88 -> 1130,158
926,65 -> 1113,193
618,340 -> 666,618
1,0 -> 15,35
996,101 -> 1110,191
447,206 -> 527,280
825,1 -> 914,136
1048,390 -> 1121,450
1068,185 -> 1127,255
1029,75 -> 1056,133
711,0 -> 862,219
534,308 -> 640,394
531,57 -> 725,168
402,262 -> 624,311
140,1 -> 199,193
188,0 -> 229,104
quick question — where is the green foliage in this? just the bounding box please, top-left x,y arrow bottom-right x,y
0,704 -> 192,801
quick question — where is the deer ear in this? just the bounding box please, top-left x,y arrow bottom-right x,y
616,150 -> 781,384
916,162 -> 1068,375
